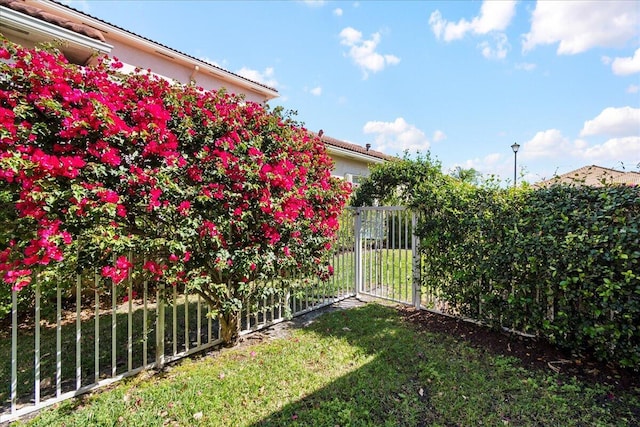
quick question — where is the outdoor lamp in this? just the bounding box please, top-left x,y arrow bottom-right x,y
511,142 -> 520,188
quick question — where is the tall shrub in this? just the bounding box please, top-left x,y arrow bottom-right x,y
0,38 -> 350,345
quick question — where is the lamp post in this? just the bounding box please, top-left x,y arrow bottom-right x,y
511,142 -> 520,188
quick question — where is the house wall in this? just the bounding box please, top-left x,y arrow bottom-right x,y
331,154 -> 377,182
108,43 -> 268,104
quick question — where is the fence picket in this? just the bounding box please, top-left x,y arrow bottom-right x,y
56,284 -> 61,398
111,277 -> 116,377
34,278 -> 41,405
11,289 -> 17,414
76,273 -> 82,390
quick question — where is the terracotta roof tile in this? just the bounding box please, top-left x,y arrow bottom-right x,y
537,165 -> 640,187
317,133 -> 393,161
1,0 -> 105,42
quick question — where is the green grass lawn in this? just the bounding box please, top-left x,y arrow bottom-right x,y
17,303 -> 639,426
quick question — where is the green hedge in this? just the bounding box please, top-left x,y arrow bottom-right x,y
354,158 -> 640,368
422,184 -> 639,368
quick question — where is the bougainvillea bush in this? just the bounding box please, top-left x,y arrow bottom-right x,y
0,37 -> 350,344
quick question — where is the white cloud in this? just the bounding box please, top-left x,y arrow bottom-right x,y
611,48 -> 640,75
582,136 -> 640,163
199,57 -> 221,67
515,62 -> 536,71
429,1 -> 516,41
310,86 -> 322,96
333,8 -> 343,16
520,127 -> 640,177
478,33 -> 510,59
522,1 -> 640,55
457,153 -> 502,171
236,67 -> 278,88
432,130 -> 447,142
362,118 -> 430,154
580,106 -> 640,137
522,129 -> 576,159
302,0 -> 326,7
339,27 -> 400,79
627,84 -> 640,94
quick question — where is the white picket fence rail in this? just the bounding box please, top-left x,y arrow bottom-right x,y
1,207 -> 419,423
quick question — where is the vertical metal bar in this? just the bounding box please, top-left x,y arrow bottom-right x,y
111,276 -> 116,377
412,211 -> 421,309
56,283 -> 62,397
76,273 -> 82,390
34,276 -> 41,405
291,289 -> 296,315
143,273 -> 148,366
172,285 -> 177,355
184,286 -> 189,352
127,257 -> 133,372
379,211 -> 384,295
354,208 -> 362,296
392,211 -> 397,300
404,209 -> 409,302
305,276 -> 309,310
11,287 -> 17,414
245,297 -> 250,330
384,211 -> 389,295
197,294 -> 202,348
94,272 -> 99,383
156,284 -> 165,368
207,303 -> 212,344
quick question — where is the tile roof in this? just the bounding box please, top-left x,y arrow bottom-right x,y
536,165 -> 640,187
2,0 -> 278,95
318,133 -> 393,161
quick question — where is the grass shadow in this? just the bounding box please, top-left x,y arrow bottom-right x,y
252,303 -> 640,427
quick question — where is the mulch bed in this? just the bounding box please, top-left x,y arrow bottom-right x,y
398,306 -> 639,393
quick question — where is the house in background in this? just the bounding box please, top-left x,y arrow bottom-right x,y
0,0 -> 278,104
536,165 -> 640,188
0,0 -> 388,179
318,133 -> 391,185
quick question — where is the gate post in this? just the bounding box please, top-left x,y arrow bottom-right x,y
354,208 -> 363,297
411,211 -> 421,309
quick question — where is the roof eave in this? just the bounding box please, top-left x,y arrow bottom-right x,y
1,5 -> 113,54
325,145 -> 387,164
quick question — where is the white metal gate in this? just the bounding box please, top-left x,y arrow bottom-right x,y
354,207 -> 420,307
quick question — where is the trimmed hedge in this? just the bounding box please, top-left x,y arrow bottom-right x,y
354,157 -> 640,368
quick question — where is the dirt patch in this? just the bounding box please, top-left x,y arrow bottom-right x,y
398,306 -> 639,393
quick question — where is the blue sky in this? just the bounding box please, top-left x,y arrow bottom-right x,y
69,0 -> 639,184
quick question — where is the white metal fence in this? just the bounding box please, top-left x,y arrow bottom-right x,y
1,207 -> 417,423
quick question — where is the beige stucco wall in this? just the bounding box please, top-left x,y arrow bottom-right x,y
331,154 -> 378,182
106,43 -> 269,104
